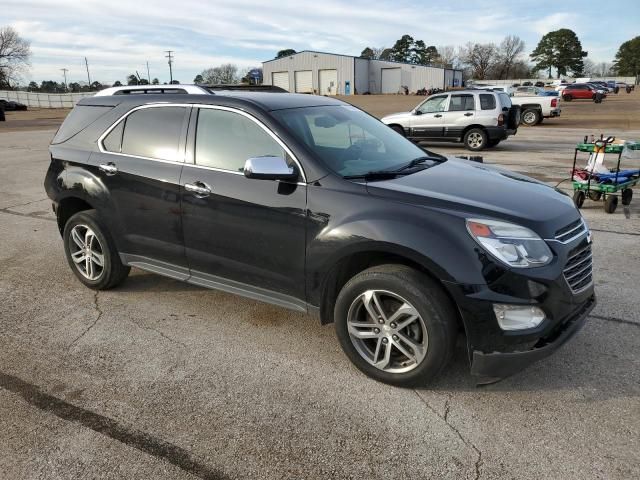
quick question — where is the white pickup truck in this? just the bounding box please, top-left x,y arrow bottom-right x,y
477,86 -> 561,126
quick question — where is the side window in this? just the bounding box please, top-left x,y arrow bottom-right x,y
479,94 -> 496,110
417,96 -> 447,114
448,94 -> 475,111
195,108 -> 285,172
121,107 -> 186,161
102,121 -> 124,153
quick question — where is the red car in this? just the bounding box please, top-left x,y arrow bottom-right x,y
562,83 -> 604,101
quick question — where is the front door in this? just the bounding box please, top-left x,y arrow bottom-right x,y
409,95 -> 448,139
180,106 -> 307,308
91,105 -> 190,270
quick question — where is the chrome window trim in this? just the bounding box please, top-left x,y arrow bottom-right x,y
98,103 -> 191,163
97,103 -> 308,183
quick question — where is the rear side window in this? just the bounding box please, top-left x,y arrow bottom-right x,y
120,107 -> 187,161
498,92 -> 512,108
479,94 -> 496,110
102,121 -> 124,153
448,94 -> 475,111
195,108 -> 285,172
52,105 -> 113,144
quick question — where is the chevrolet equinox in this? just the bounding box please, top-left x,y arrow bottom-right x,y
44,89 -> 595,386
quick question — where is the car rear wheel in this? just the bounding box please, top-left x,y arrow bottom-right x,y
464,128 -> 487,151
521,109 -> 541,126
63,210 -> 130,290
334,265 -> 457,387
563,94 -> 572,102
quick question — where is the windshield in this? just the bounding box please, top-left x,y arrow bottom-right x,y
273,105 -> 437,178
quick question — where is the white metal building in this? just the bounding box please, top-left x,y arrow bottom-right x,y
262,51 -> 463,95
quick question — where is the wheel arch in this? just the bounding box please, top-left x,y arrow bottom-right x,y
387,123 -> 406,136
56,196 -> 96,235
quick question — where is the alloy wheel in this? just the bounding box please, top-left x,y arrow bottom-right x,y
467,132 -> 483,149
346,289 -> 428,373
68,224 -> 105,280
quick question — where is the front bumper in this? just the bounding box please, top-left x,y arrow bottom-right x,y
470,294 -> 595,378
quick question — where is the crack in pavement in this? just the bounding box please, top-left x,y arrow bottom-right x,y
130,318 -> 188,348
4,197 -> 49,209
590,314 -> 640,328
413,390 -> 482,480
0,208 -> 56,222
591,228 -> 640,237
67,291 -> 103,350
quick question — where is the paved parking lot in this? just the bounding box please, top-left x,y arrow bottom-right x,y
1,120 -> 639,479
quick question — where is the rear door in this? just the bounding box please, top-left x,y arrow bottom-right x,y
92,104 -> 190,271
409,94 -> 448,139
443,93 -> 475,139
180,106 -> 307,307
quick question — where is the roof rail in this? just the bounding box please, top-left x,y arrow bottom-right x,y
202,84 -> 287,93
94,84 -> 210,96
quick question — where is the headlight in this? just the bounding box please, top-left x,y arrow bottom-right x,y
466,218 -> 552,268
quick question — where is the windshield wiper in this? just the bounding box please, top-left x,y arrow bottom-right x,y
394,155 -> 442,172
344,155 -> 444,180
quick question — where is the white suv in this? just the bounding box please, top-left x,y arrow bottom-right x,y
382,90 -> 520,150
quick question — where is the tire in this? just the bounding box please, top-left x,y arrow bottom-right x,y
563,94 -> 572,102
334,264 -> 457,387
627,87 -> 632,94
604,195 -> 618,214
622,188 -> 633,206
63,210 -> 130,290
573,190 -> 585,208
390,125 -> 405,136
588,191 -> 602,201
521,109 -> 541,126
463,128 -> 488,151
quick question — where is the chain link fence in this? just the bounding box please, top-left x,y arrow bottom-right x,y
0,90 -> 95,108
468,76 -> 638,86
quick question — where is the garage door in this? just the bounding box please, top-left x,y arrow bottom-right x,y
294,70 -> 313,93
319,69 -> 338,95
272,71 -> 290,92
381,68 -> 401,94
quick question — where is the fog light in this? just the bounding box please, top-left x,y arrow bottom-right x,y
493,304 -> 545,331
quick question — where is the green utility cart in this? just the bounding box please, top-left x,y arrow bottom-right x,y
571,138 -> 640,213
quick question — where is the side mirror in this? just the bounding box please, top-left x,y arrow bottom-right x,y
244,156 -> 297,181
413,109 -> 423,115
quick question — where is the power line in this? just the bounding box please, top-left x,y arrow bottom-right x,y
165,50 -> 174,84
84,57 -> 92,88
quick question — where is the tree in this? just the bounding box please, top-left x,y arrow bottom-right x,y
27,80 -> 38,91
435,45 -> 457,68
494,35 -> 525,79
241,67 -> 262,84
68,82 -> 81,93
170,79 -> 180,84
275,49 -> 296,59
112,80 -> 122,87
138,78 -> 149,85
379,48 -> 393,61
152,78 -> 159,85
193,74 -> 204,84
127,74 -> 138,85
530,29 -> 587,78
39,80 -> 61,93
460,42 -> 496,79
0,26 -> 31,88
360,47 -> 375,59
612,36 -> 640,76
90,81 -> 104,90
200,64 -> 239,84
390,34 -> 414,62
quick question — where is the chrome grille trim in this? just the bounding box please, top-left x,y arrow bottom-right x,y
550,219 -> 588,244
563,244 -> 593,294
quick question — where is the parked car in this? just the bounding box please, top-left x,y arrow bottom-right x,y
588,81 -> 614,93
561,84 -> 605,101
477,86 -> 561,126
381,90 -> 520,150
534,81 -> 545,88
44,89 -> 595,386
615,82 -> 634,93
522,81 -> 533,86
0,99 -> 28,111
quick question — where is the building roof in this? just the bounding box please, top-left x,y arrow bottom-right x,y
263,50 -> 458,71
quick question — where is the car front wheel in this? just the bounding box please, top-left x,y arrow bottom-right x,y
63,210 -> 130,290
334,265 -> 457,387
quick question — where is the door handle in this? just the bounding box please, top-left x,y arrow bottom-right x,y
464,113 -> 473,116
185,182 -> 212,197
98,163 -> 118,175
434,114 -> 443,118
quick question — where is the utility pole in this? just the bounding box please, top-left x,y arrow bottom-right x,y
165,50 -> 174,84
61,68 -> 69,92
146,61 -> 151,84
84,57 -> 92,89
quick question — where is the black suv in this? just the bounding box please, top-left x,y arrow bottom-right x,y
45,90 -> 595,386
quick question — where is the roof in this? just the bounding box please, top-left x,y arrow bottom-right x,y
80,91 -> 345,111
263,50 -> 460,71
95,84 -> 208,96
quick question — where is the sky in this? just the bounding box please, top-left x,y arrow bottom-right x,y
2,0 -> 639,85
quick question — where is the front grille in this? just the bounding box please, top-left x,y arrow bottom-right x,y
554,219 -> 587,243
563,244 -> 593,293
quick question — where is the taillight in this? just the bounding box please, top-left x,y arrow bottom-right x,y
551,98 -> 558,107
498,113 -> 504,126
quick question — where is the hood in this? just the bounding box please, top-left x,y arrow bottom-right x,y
381,111 -> 411,123
365,158 -> 579,237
